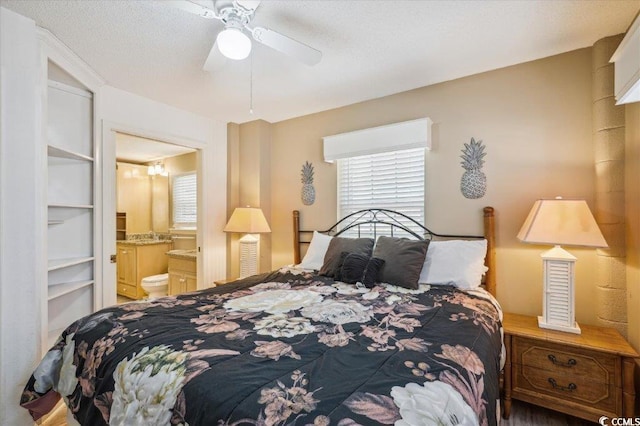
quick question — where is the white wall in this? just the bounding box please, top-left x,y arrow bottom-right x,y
0,7 -> 43,425
0,7 -> 227,422
100,86 -> 227,307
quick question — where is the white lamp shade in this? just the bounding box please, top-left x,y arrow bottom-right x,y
517,198 -> 608,248
216,28 -> 252,60
224,207 -> 271,234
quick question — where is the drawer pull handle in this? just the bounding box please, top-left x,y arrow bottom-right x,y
547,354 -> 576,367
548,378 -> 576,392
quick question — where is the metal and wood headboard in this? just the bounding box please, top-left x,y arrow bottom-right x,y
293,207 -> 497,296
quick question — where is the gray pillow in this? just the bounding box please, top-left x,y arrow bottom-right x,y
373,236 -> 430,289
319,237 -> 375,277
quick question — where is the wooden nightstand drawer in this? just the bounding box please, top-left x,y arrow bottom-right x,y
514,363 -> 620,414
513,336 -> 620,387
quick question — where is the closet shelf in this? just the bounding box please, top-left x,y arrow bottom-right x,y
48,280 -> 94,301
48,203 -> 94,209
48,145 -> 93,162
48,220 -> 64,225
48,257 -> 94,271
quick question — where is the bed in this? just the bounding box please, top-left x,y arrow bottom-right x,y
21,207 -> 503,426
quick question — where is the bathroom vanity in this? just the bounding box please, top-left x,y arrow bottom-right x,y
116,240 -> 173,299
167,249 -> 197,295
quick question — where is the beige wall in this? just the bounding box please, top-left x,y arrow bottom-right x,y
116,162 -> 152,233
151,175 -> 169,232
235,48 -> 605,325
626,101 -> 640,398
164,151 -> 197,175
117,151 -> 197,235
226,120 -> 272,279
227,123 -> 240,277
160,151 -> 197,230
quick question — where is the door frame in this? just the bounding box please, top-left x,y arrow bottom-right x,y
101,121 -> 211,308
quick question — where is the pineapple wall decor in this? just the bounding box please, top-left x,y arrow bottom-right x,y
300,161 -> 316,205
460,138 -> 487,199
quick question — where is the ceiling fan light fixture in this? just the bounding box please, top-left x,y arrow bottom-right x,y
217,27 -> 252,60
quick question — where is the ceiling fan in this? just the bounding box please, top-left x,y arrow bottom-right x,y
171,0 -> 322,71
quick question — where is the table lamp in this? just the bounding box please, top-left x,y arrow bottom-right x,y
224,207 -> 271,278
517,197 -> 608,334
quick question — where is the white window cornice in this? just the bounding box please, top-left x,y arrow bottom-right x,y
323,117 -> 432,163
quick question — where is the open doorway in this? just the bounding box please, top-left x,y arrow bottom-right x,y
114,132 -> 198,304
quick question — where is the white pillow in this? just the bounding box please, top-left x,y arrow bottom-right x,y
297,231 -> 333,270
418,239 -> 488,290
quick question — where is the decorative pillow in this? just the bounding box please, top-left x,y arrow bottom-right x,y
362,257 -> 385,288
340,253 -> 386,287
340,253 -> 369,284
333,251 -> 351,282
297,231 -> 333,270
418,239 -> 488,290
319,237 -> 375,277
373,236 -> 430,289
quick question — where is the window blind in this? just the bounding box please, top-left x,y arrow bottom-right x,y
337,148 -> 425,238
172,172 -> 197,227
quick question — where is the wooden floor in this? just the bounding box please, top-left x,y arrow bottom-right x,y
40,399 -> 596,425
36,401 -> 67,426
502,400 -> 597,425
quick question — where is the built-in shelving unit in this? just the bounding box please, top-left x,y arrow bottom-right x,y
116,212 -> 126,240
44,72 -> 96,349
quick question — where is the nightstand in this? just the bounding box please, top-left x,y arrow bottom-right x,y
502,312 -> 638,422
214,279 -> 235,286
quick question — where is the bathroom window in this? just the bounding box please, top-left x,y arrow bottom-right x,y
172,172 -> 197,228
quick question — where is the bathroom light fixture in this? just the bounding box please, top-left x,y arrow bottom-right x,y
517,197 -> 607,334
217,26 -> 252,60
147,162 -> 168,177
224,207 -> 271,278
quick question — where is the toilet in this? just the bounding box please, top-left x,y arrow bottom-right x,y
140,273 -> 169,299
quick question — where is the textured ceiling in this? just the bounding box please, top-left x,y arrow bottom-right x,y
2,0 -> 639,124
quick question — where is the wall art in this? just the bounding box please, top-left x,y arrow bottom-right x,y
460,137 -> 487,199
301,161 -> 316,205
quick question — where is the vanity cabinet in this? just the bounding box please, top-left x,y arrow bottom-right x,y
116,242 -> 172,299
168,255 -> 197,295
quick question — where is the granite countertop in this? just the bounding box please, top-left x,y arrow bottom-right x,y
167,249 -> 197,260
116,239 -> 173,246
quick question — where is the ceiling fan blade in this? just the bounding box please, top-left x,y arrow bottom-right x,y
167,0 -> 217,19
203,40 -> 228,72
234,0 -> 262,12
250,26 -> 322,66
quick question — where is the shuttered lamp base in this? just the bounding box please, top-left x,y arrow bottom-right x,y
239,234 -> 259,279
538,316 -> 581,334
538,245 -> 580,334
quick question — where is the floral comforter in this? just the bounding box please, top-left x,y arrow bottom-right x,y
21,267 -> 503,426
